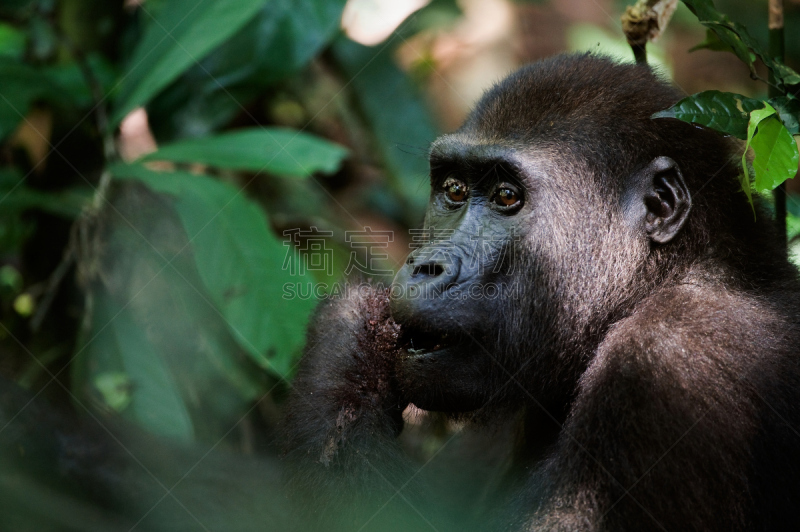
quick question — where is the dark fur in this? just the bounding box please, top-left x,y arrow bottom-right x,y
284,54 -> 800,531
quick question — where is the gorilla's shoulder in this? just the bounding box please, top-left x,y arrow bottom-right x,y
588,280 -> 798,387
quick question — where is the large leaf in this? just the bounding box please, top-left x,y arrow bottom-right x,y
652,90 -> 764,140
195,0 -> 346,89
77,291 -> 194,441
688,27 -> 755,62
0,23 -> 25,59
332,36 -> 438,223
147,0 -> 347,141
682,0 -> 800,89
111,0 -> 266,126
111,163 -> 317,378
745,106 -> 799,192
45,54 -> 117,110
775,63 -> 800,87
769,96 -> 800,136
140,127 -> 348,177
74,183 -> 271,441
739,105 -> 774,210
0,54 -> 117,141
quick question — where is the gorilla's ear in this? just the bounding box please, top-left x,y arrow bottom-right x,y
624,156 -> 692,244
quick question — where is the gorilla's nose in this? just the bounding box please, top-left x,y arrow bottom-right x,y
404,247 -> 461,288
409,258 -> 446,278
389,247 -> 461,323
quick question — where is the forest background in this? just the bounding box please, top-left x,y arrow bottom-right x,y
0,0 -> 798,517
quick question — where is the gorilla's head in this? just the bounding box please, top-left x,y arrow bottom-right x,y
389,54 -> 750,413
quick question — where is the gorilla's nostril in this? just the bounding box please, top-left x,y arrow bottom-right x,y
412,263 -> 445,277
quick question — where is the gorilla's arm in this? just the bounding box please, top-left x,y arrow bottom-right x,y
282,284 -> 437,531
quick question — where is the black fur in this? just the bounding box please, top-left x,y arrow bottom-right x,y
285,54 -> 800,531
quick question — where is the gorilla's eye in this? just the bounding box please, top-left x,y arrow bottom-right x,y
443,177 -> 468,204
493,184 -> 521,209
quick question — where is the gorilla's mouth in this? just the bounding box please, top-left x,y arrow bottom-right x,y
399,327 -> 461,355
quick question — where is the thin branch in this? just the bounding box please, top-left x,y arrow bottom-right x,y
621,0 -> 678,65
30,22 -> 119,330
53,30 -> 117,164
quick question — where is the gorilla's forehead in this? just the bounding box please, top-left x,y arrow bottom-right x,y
430,133 -> 523,164
429,132 -> 582,186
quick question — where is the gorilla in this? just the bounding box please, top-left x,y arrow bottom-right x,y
283,54 -> 800,531
2,54 -> 800,532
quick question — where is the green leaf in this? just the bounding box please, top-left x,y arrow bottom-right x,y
141,128 -> 348,177
652,90 -> 764,140
0,23 -> 25,59
111,0 -> 266,126
146,0 -> 347,141
740,105 -> 774,209
1,53 -> 115,126
745,105 -> 775,145
749,118 -> 799,193
79,291 -> 195,441
94,372 -> 132,413
702,22 -> 757,73
332,36 -> 438,223
681,0 -> 799,89
44,55 -> 117,109
0,56 -> 116,140
0,168 -> 91,218
73,184 -> 272,440
689,27 -> 754,61
0,58 -> 62,140
680,1 -> 757,66
775,63 -> 800,87
769,96 -> 800,136
200,0 -> 347,88
111,163 -> 317,379
0,187 -> 91,218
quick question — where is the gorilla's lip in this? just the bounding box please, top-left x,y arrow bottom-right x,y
399,326 -> 461,356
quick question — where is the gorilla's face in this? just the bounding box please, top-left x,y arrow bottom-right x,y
389,141 -> 557,412
389,136 -> 676,412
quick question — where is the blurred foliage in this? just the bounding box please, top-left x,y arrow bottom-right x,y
655,0 -> 800,208
0,0 -> 439,449
333,37 -> 437,221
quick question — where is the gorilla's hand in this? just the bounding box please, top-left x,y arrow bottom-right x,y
283,284 -> 406,468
